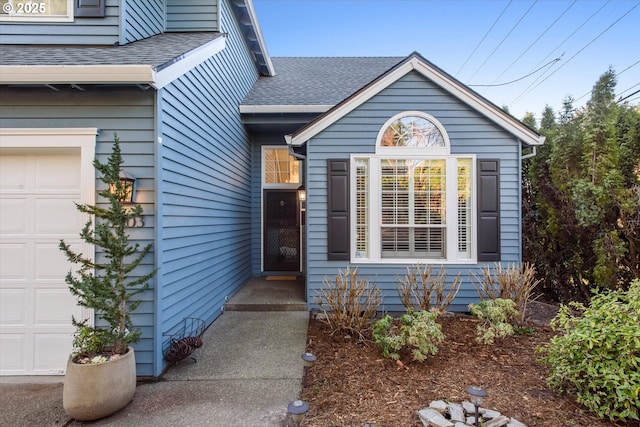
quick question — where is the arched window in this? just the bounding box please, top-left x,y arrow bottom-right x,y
352,112 -> 475,263
376,111 -> 449,155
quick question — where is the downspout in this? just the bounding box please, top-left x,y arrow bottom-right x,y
521,145 -> 537,160
285,134 -> 306,160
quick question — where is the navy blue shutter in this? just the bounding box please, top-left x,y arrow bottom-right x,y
75,0 -> 105,17
477,159 -> 500,261
327,159 -> 350,261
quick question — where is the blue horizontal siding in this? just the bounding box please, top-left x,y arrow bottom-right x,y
0,86 -> 158,376
305,70 -> 523,313
165,0 -> 217,32
155,0 -> 258,376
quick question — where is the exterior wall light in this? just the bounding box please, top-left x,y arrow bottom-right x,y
297,184 -> 306,202
109,170 -> 135,204
466,386 -> 488,427
287,399 -> 309,425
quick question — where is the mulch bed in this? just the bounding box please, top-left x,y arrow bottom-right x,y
298,302 -> 628,427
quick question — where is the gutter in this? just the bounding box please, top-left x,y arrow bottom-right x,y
0,35 -> 227,89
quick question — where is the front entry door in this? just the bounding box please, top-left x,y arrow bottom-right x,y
264,190 -> 300,272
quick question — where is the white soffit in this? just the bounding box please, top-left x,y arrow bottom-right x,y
288,56 -> 544,147
0,36 -> 226,89
239,105 -> 332,114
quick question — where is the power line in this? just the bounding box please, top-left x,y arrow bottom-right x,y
455,0 -> 513,77
526,0 -> 611,80
618,82 -> 640,97
511,1 -> 612,106
618,89 -> 640,103
574,60 -> 640,102
511,2 -> 639,106
493,0 -> 576,83
469,57 -> 562,87
467,0 -> 538,83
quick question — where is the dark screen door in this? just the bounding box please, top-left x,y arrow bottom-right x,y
264,190 -> 300,272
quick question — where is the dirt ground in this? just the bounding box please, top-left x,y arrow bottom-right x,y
299,301 -> 634,427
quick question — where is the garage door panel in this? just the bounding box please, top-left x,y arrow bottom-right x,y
0,243 -> 27,279
1,149 -> 86,375
34,333 -> 71,374
34,242 -> 76,279
0,289 -> 27,324
34,288 -> 80,325
0,156 -> 28,190
0,334 -> 27,372
35,155 -> 81,190
0,198 -> 28,234
35,199 -> 83,235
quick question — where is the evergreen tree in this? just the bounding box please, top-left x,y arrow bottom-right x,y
523,70 -> 640,301
59,135 -> 155,357
522,112 -> 537,130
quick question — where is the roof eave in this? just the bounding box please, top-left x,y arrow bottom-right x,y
231,0 -> 275,76
287,55 -> 544,147
239,104 -> 332,114
0,35 -> 226,89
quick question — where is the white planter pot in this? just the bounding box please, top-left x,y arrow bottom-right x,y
63,347 -> 136,421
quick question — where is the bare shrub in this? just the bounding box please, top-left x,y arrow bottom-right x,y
315,267 -> 381,339
396,264 -> 461,314
471,262 -> 542,321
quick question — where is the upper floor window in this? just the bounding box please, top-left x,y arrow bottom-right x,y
1,0 -> 74,22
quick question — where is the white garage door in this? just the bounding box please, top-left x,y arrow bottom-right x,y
0,150 -> 86,375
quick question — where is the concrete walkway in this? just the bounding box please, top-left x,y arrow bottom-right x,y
0,278 -> 309,427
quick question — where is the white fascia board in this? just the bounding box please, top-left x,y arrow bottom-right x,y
0,36 -> 226,88
239,104 -> 332,114
152,35 -> 226,89
0,65 -> 154,85
289,57 -> 544,147
411,59 -> 544,146
245,0 -> 275,76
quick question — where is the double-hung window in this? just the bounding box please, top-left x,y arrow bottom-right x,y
352,112 -> 475,263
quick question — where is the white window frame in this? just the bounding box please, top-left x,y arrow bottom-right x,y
376,111 -> 450,156
0,0 -> 74,22
350,111 -> 477,264
261,146 -> 301,189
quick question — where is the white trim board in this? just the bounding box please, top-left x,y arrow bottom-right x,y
239,105 -> 332,114
0,37 -> 226,90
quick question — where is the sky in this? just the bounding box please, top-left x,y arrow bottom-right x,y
252,0 -> 639,122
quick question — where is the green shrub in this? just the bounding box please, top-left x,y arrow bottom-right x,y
539,279 -> 640,422
372,310 -> 444,362
469,298 -> 518,344
471,262 -> 541,321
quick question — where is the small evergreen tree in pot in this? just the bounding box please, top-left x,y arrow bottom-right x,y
59,134 -> 155,362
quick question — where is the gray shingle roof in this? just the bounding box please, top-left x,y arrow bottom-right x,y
241,57 -> 404,106
0,32 -> 223,69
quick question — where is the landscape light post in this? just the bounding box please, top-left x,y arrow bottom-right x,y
466,386 -> 488,427
287,399 -> 309,426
